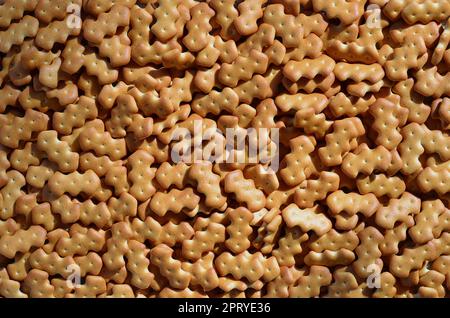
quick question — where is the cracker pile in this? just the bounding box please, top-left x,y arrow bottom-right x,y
0,0 -> 450,298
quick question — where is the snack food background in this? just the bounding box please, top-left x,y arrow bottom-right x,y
0,0 -> 449,298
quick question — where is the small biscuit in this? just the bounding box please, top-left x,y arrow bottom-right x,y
224,170 -> 266,212
83,5 -> 130,44
0,226 -> 46,259
0,16 -> 39,53
37,130 -> 79,173
282,204 -> 332,236
234,0 -> 266,36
